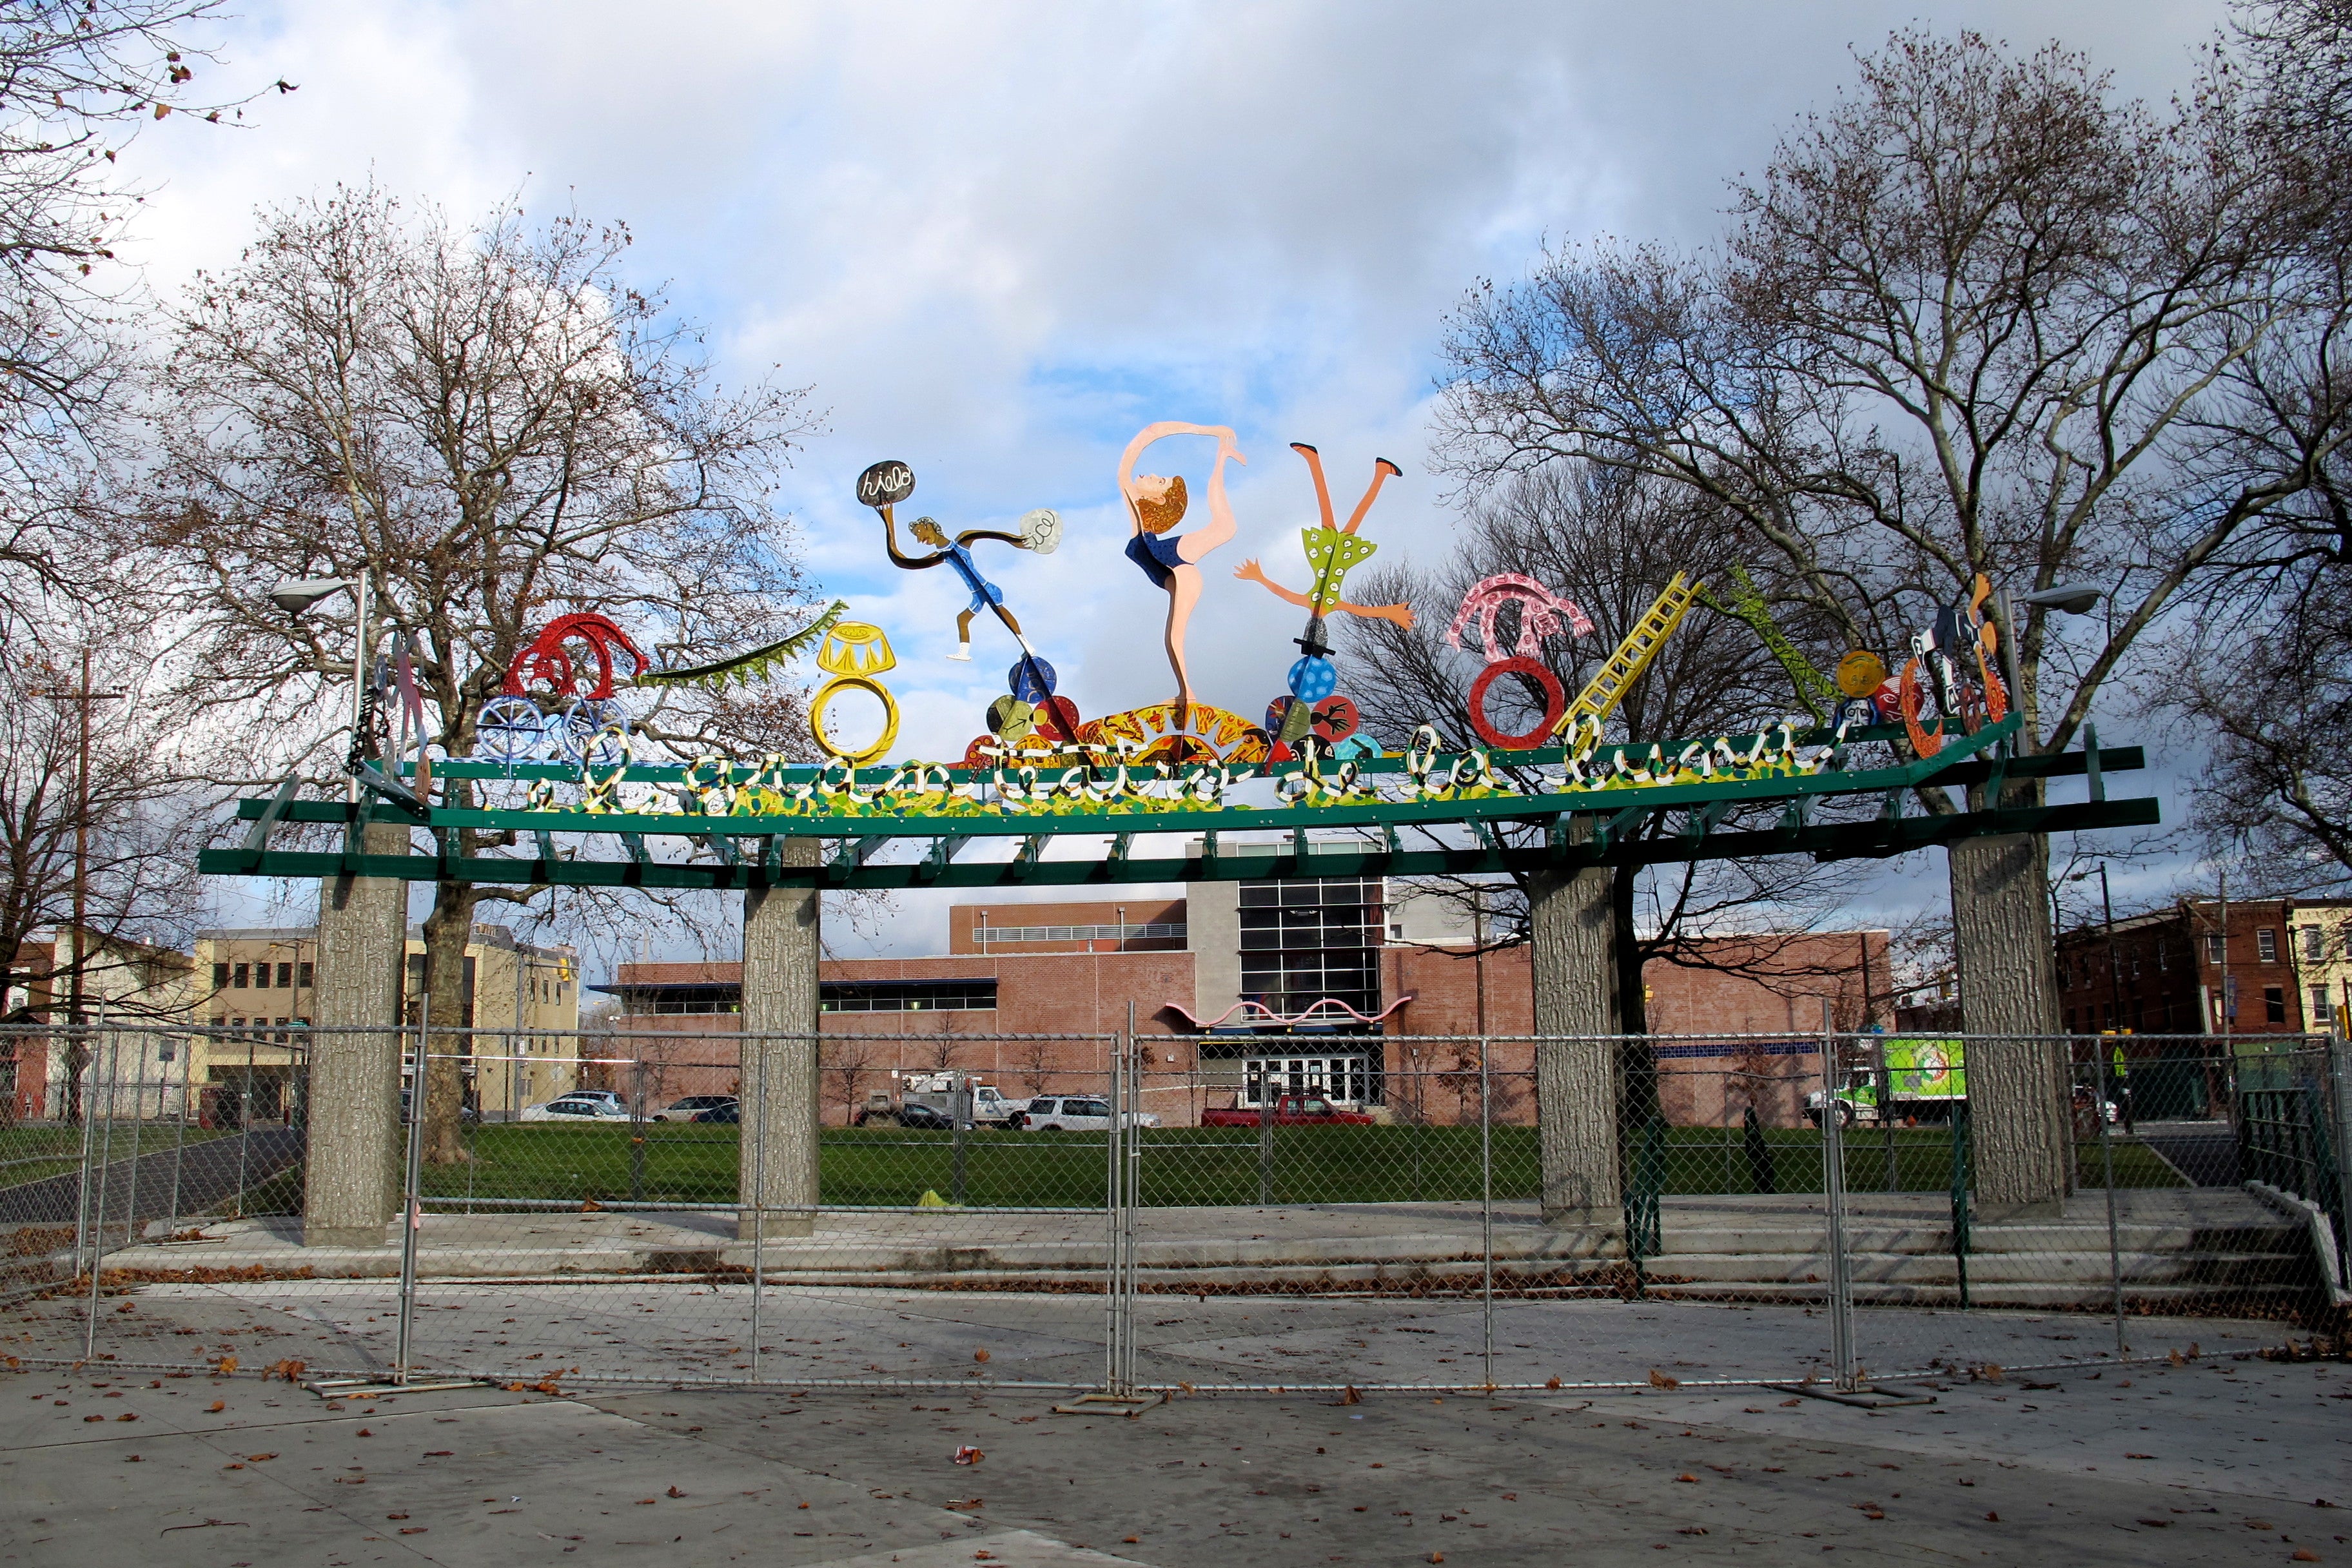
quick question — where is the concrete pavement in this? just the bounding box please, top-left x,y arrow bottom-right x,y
1,1344 -> 2343,1565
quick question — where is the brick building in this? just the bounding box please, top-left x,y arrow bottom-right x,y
2054,896 -> 2335,1121
591,879 -> 1892,1128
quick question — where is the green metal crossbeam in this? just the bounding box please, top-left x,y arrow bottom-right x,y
197,796 -> 2159,890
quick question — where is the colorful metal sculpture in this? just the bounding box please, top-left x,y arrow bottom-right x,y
1898,574 -> 2008,757
809,622 -> 901,765
1446,572 -> 1594,749
478,612 -> 651,765
859,458 -> 1077,761
1117,422 -> 1244,716
1695,565 -> 1841,724
1554,572 -> 1701,736
1237,444 -> 1409,757
636,600 -> 848,690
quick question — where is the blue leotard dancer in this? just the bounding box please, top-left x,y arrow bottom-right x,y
877,513 -> 1046,662
1117,421 -> 1244,716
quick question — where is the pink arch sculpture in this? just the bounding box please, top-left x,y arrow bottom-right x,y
1444,573 -> 1594,663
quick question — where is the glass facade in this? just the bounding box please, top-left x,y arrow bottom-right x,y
1237,877 -> 1383,1025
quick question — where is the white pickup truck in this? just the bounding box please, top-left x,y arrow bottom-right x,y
856,1073 -> 1028,1130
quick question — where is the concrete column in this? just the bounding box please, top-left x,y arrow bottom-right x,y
740,838 -> 820,1239
1187,879 -> 1240,1026
1528,856 -> 1622,1232
304,821 -> 409,1248
1949,832 -> 2070,1214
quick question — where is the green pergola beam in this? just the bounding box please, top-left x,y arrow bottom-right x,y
238,715 -> 2059,848
197,795 -> 2159,890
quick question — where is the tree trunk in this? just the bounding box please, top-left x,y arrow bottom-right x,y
304,820 -> 407,1247
1948,831 -> 2070,1212
740,839 -> 819,1239
421,884 -> 479,1166
1611,863 -> 1660,1128
1529,846 -> 1622,1237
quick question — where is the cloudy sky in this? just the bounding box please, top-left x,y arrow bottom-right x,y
144,1 -> 2232,963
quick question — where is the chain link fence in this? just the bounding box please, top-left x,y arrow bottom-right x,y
3,1022 -> 2342,1395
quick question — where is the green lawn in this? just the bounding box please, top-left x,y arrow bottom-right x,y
413,1121 -> 2187,1210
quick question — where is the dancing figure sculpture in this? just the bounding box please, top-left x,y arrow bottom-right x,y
1117,421 -> 1244,716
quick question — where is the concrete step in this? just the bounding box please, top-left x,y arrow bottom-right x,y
1650,1248 -> 2313,1287
1638,1223 -> 2303,1257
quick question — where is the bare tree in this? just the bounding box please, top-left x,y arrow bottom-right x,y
1433,30 -> 2352,1201
823,1034 -> 875,1127
0,3 -> 264,623
143,183 -> 820,1162
1342,464 -> 1874,1122
0,624 -> 205,1120
1010,1035 -> 1055,1099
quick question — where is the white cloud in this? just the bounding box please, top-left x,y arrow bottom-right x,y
132,0 -> 2230,956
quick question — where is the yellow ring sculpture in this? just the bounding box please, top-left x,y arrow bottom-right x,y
811,674 -> 901,766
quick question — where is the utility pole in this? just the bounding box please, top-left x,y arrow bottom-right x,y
35,649 -> 124,1124
2099,864 -> 2122,1031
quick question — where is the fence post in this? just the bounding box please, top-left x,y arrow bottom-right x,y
1257,1070 -> 1273,1207
1949,1102 -> 1972,1311
2094,1051 -> 2128,1359
1818,1006 -> 1856,1391
1480,1032 -> 1494,1391
1122,1012 -> 1139,1397
83,1026 -> 119,1362
393,1006 -> 429,1386
1103,1028 -> 1122,1395
166,1039 -> 190,1239
952,1068 -> 968,1209
749,1037 -> 765,1386
629,1059 -> 647,1205
72,1024 -> 95,1278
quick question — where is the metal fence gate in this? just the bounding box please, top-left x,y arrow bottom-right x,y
5,1023 -> 2344,1395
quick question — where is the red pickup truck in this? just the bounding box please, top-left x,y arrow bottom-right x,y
1200,1094 -> 1375,1127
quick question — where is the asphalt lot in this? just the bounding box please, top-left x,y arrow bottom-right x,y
0,1342 -> 2343,1566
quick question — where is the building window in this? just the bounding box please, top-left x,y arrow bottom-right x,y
2314,986 -> 2335,1026
233,963 -> 250,988
2204,934 -> 2224,965
276,961 -> 293,988
211,962 -> 230,990
976,922 -> 1186,946
820,980 -> 998,1013
1238,877 -> 1384,1021
2264,986 -> 2286,1024
298,961 -> 315,989
2256,928 -> 2278,963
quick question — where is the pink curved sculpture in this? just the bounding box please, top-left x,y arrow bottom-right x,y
1444,573 -> 1594,663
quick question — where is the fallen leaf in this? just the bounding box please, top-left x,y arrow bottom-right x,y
1675,1473 -> 1698,1484
1545,1377 -> 1562,1390
1779,1398 -> 1801,1407
1679,1525 -> 1709,1534
2126,1453 -> 2155,1460
1984,1511 -> 2000,1522
83,1414 -> 103,1422
212,1357 -> 238,1375
953,1446 -> 983,1465
357,1429 -> 372,1437
207,1401 -> 225,1413
667,1486 -> 684,1498
2293,1551 -> 2320,1563
398,1527 -> 426,1535
244,1455 -> 276,1463
423,1449 -> 453,1457
115,1413 -> 137,1422
1649,1370 -> 1680,1391
974,1349 -> 990,1364
1340,1386 -> 1362,1406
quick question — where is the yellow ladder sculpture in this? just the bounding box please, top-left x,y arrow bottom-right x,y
1553,572 -> 1701,734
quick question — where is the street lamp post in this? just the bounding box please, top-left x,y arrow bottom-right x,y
270,574 -> 373,804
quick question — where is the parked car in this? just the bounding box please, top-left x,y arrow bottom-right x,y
1199,1094 -> 1373,1128
564,1089 -> 627,1111
691,1101 -> 741,1124
656,1095 -> 738,1123
520,1097 -> 631,1122
1014,1096 -> 1160,1132
855,1075 -> 1028,1130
